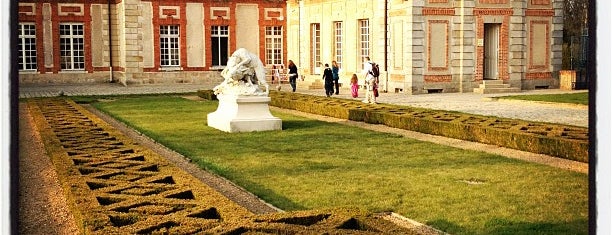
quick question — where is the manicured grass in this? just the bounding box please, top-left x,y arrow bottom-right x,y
92,95 -> 588,235
500,92 -> 588,105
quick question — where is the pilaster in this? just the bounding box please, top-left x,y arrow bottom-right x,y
551,0 -> 563,78
407,0 -> 426,94
451,0 -> 476,92
508,0 -> 527,87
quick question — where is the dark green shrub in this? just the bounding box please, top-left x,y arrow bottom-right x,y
196,89 -> 217,101
269,92 -> 588,163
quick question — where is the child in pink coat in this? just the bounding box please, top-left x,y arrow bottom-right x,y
350,74 -> 359,98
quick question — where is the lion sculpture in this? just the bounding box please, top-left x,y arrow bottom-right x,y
214,48 -> 269,96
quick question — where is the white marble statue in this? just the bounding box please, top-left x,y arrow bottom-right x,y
213,48 -> 269,96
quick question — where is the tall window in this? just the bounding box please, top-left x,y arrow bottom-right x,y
333,21 -> 343,69
358,19 -> 370,62
18,23 -> 37,71
311,23 -> 321,74
211,26 -> 229,67
265,26 -> 283,65
59,23 -> 84,70
160,25 -> 180,67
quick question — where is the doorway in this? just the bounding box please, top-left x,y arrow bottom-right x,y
483,23 -> 500,80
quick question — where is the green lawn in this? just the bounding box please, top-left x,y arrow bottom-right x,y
92,96 -> 588,235
500,92 -> 588,105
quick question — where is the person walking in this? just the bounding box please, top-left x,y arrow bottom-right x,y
272,65 -> 282,91
350,73 -> 359,98
332,61 -> 340,95
286,60 -> 299,92
322,63 -> 334,97
361,57 -> 377,104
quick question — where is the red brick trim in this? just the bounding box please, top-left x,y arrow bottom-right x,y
60,6 -> 82,13
528,20 -> 550,69
267,11 -> 281,18
19,4 -> 35,15
162,8 -> 178,18
93,67 -> 111,72
84,4 -> 93,73
427,20 -> 449,71
149,2 -> 188,72
18,4 -> 37,19
18,3 -> 45,73
213,10 -> 228,18
478,0 -> 508,3
19,0 -> 118,3
475,15 -> 510,81
473,8 -> 513,16
259,4 -> 287,66
50,3 -> 93,74
112,66 -> 125,72
525,72 -> 552,79
422,8 -> 454,16
182,67 -> 207,71
204,2 -> 237,69
36,3 -> 45,73
531,0 -> 550,5
525,9 -> 554,16
424,75 -> 452,83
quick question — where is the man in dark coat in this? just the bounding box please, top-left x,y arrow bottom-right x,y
322,63 -> 334,97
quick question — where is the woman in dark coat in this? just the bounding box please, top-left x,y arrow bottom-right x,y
332,61 -> 340,95
286,60 -> 299,92
322,63 -> 334,97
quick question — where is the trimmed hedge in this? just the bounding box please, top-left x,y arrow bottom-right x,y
196,89 -> 217,100
267,91 -> 588,163
27,98 -> 421,234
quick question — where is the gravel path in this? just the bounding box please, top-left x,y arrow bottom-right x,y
18,103 -> 79,235
295,88 -> 589,128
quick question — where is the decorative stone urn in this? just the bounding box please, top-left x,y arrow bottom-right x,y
207,48 -> 282,132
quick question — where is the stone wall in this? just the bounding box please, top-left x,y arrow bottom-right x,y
18,0 -> 286,85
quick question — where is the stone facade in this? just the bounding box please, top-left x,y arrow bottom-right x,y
17,0 -> 287,85
286,0 -> 563,94
18,0 -> 562,94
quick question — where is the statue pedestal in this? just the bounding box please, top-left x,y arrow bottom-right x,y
207,94 -> 282,133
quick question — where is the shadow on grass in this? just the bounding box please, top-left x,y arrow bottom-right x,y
427,219 -> 464,234
235,178 -> 308,211
428,218 -> 588,235
483,218 -> 588,235
281,119 -> 331,131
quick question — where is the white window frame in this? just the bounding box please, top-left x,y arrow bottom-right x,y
358,19 -> 370,64
160,25 -> 180,68
59,23 -> 85,71
334,21 -> 343,70
211,25 -> 229,67
311,23 -> 321,74
18,23 -> 37,71
265,26 -> 283,66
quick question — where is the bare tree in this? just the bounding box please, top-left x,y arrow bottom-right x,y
563,0 -> 589,70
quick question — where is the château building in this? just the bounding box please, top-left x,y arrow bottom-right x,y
17,0 -> 287,85
287,0 -> 563,94
17,0 -> 563,94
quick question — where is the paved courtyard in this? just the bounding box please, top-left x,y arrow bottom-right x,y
19,82 -> 589,127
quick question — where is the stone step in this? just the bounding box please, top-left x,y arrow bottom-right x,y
306,79 -> 324,89
481,79 -> 505,85
478,83 -> 511,89
473,87 -> 521,94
